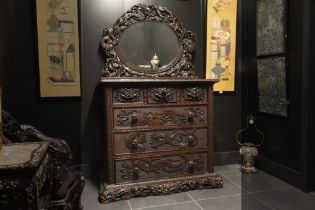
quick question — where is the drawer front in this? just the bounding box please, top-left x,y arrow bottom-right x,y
115,153 -> 208,184
114,106 -> 207,128
114,128 -> 208,154
148,87 -> 177,104
181,87 -> 208,102
113,88 -> 144,104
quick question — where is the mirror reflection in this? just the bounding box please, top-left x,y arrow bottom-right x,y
118,21 -> 180,69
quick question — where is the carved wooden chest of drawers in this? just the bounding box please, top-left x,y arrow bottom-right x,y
99,78 -> 223,203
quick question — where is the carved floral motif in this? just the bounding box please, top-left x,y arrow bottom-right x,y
183,87 -> 206,101
149,87 -> 176,102
115,88 -> 141,103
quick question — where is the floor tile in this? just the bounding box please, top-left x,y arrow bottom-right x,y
82,185 -> 130,210
188,177 -> 242,200
253,187 -> 315,210
224,170 -> 290,193
197,194 -> 242,210
138,201 -> 201,210
241,194 -> 273,210
129,192 -> 191,209
197,194 -> 273,210
214,164 -> 241,174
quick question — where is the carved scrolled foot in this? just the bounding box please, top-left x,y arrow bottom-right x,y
98,173 -> 223,204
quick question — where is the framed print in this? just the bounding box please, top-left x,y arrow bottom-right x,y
257,56 -> 288,117
36,0 -> 81,97
256,0 -> 286,56
206,0 -> 238,92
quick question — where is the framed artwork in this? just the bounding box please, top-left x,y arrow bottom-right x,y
257,56 -> 288,117
36,0 -> 81,97
256,0 -> 286,56
206,0 -> 238,92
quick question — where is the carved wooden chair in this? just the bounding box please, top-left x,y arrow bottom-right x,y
2,110 -> 85,210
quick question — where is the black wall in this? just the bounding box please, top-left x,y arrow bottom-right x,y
0,0 -> 242,175
244,0 -> 314,191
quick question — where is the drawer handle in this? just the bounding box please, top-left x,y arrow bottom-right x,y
188,161 -> 196,172
131,114 -> 138,126
188,135 -> 194,147
187,111 -> 194,123
132,167 -> 140,179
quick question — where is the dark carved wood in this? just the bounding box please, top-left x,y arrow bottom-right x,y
1,110 -> 85,210
99,173 -> 223,203
99,3 -> 219,203
114,88 -> 141,103
101,78 -> 220,202
0,142 -> 52,210
149,87 -> 176,102
120,155 -> 204,180
116,107 -> 206,127
100,4 -> 196,78
183,87 -> 207,101
150,130 -> 198,149
125,133 -> 146,152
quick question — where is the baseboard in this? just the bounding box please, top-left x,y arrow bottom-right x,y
214,151 -> 240,166
257,156 -> 305,190
311,169 -> 315,190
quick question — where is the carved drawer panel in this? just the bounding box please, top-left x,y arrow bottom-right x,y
114,106 -> 207,128
114,128 -> 208,154
148,87 -> 177,103
113,88 -> 144,104
181,87 -> 207,102
115,153 -> 208,184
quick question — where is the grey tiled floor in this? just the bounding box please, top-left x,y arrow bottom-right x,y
82,165 -> 315,210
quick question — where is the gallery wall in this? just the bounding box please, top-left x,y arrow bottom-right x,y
0,0 -> 242,175
244,0 -> 314,191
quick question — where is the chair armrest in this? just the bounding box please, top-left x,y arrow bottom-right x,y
21,124 -> 73,165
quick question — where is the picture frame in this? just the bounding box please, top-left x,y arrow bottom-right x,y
36,0 -> 81,98
257,56 -> 288,117
205,0 -> 238,92
256,0 -> 287,56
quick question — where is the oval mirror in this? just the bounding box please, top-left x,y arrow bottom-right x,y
117,21 -> 182,71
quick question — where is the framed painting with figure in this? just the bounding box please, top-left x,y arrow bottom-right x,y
206,0 -> 238,92
257,56 -> 288,117
36,0 -> 81,97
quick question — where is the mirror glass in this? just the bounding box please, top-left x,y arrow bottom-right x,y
118,21 -> 181,69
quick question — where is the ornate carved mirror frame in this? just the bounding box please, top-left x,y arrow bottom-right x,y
100,4 -> 197,78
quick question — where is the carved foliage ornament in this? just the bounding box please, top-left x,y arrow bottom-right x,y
149,87 -> 176,102
100,4 -> 196,78
183,87 -> 206,101
115,88 -> 141,102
